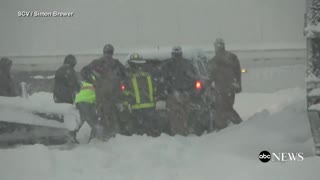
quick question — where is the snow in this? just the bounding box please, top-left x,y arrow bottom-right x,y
1,61 -> 319,180
32,75 -> 55,79
308,88 -> 320,97
32,75 -> 46,79
309,104 -> 320,111
305,0 -> 320,38
124,48 -> 207,64
305,24 -> 320,38
235,88 -> 305,120
306,75 -> 320,83
0,92 -> 78,130
0,0 -> 305,57
242,64 -> 305,93
0,88 -> 319,180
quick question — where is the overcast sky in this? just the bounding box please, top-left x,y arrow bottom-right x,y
0,0 -> 305,56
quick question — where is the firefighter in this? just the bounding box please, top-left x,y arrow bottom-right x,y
121,53 -> 167,136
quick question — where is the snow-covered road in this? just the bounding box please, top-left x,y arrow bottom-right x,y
1,63 -> 319,180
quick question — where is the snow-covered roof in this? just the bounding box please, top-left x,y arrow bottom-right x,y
32,75 -> 55,79
124,48 -> 208,65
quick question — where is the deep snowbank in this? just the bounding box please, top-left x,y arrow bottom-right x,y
235,88 -> 305,120
0,87 -> 318,180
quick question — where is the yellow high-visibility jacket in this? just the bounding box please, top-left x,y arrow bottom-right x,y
75,82 -> 96,104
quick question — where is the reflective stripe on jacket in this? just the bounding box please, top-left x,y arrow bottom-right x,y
124,71 -> 155,110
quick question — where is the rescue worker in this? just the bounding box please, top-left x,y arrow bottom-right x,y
162,46 -> 197,136
208,38 -> 242,130
0,57 -> 17,97
81,44 -> 127,140
72,69 -> 104,142
121,53 -> 167,136
53,54 -> 80,104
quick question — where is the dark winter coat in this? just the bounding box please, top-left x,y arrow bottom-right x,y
208,51 -> 242,130
83,56 -> 127,102
86,56 -> 126,80
160,57 -> 197,135
0,58 -> 16,97
53,64 -> 80,104
161,57 -> 197,95
208,51 -> 241,93
82,55 -> 127,139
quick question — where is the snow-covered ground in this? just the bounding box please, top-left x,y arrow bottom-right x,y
1,61 -> 320,180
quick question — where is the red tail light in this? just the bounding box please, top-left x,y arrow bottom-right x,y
195,81 -> 202,90
121,84 -> 126,91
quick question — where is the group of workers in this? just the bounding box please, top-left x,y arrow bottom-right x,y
0,38 -> 243,142
52,38 -> 243,142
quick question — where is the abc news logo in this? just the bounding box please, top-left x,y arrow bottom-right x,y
258,151 -> 304,163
